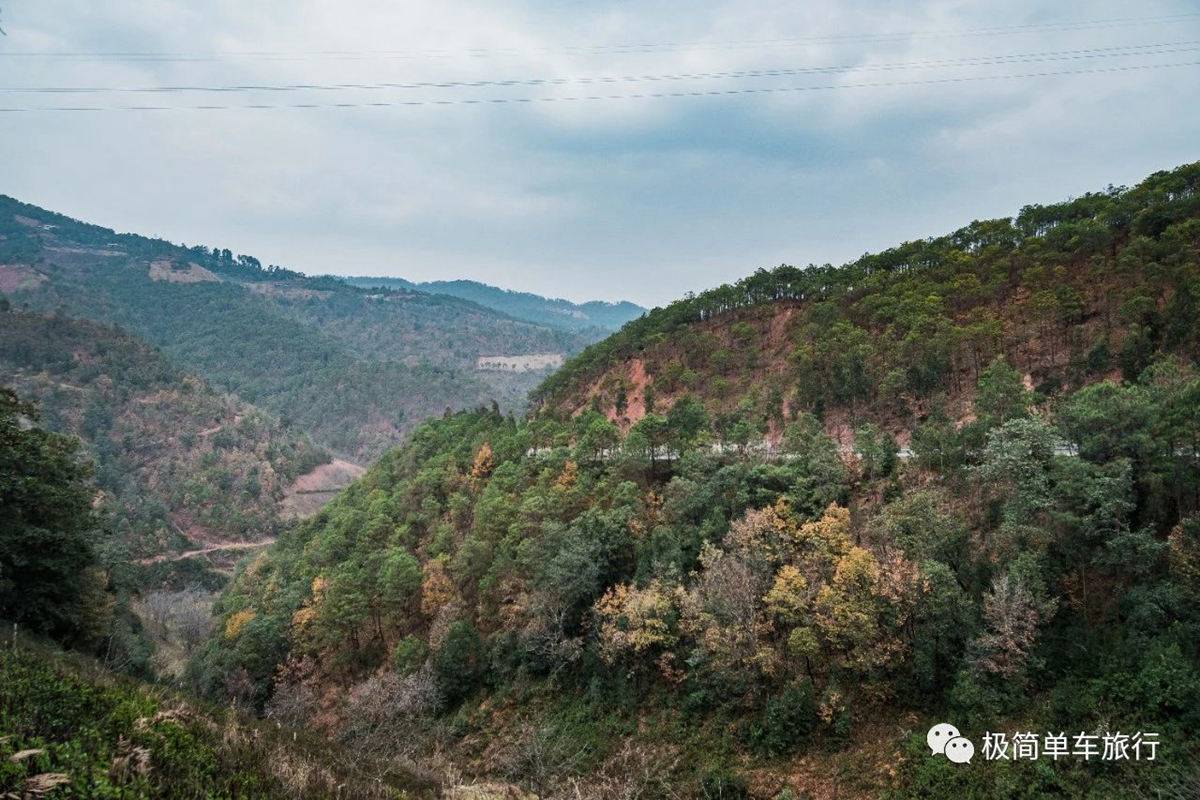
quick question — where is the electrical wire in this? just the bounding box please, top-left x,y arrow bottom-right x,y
2,58 -> 1195,112
3,40 -> 1195,94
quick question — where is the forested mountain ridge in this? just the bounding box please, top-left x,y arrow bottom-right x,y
535,162 -> 1200,450
0,196 -> 587,461
194,163 -> 1200,796
343,275 -> 646,334
0,307 -> 327,572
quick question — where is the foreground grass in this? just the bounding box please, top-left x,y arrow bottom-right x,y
0,633 -> 437,798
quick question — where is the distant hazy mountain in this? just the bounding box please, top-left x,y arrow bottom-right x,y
341,275 -> 646,333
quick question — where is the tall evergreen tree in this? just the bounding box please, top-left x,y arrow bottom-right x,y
0,387 -> 108,646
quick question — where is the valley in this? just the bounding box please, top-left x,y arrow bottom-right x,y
0,309 -> 325,566
0,197 -> 644,716
5,3 -> 1198,795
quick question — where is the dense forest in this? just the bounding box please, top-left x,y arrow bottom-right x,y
0,196 -> 597,461
260,283 -> 584,366
191,163 -> 1200,796
344,275 -> 646,334
0,306 -> 339,683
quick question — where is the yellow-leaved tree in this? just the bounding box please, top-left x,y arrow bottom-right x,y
595,580 -> 682,677
761,504 -> 920,680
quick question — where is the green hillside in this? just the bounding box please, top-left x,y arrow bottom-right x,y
343,275 -> 646,334
0,198 -> 586,461
0,308 -> 326,567
193,163 -> 1200,796
261,280 -> 583,364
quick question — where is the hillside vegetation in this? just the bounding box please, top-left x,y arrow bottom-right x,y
194,163 -> 1200,796
262,282 -> 582,366
0,198 -> 589,461
344,275 -> 646,334
0,368 -> 435,797
0,307 -> 327,568
0,633 -> 434,798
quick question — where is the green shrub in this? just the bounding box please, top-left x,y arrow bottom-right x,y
393,635 -> 427,674
700,766 -> 750,798
0,641 -> 433,798
434,621 -> 483,706
744,683 -> 816,756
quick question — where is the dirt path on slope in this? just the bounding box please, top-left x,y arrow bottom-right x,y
136,539 -> 276,565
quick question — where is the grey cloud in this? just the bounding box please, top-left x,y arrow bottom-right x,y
2,0 -> 1198,305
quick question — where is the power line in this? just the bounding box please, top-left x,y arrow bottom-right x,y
2,12 -> 1197,61
4,40 -> 1195,95
2,58 -> 1195,112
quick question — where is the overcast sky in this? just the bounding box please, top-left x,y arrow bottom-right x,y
2,2 -> 1198,306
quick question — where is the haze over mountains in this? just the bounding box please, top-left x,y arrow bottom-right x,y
0,194 -> 642,592
4,0 -> 1200,794
343,276 -> 647,333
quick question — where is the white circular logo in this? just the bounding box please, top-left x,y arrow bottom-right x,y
926,722 -> 961,756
